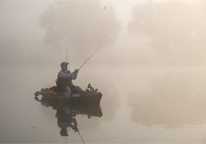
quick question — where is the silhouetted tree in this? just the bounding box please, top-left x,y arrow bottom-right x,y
128,1 -> 206,66
40,1 -> 120,57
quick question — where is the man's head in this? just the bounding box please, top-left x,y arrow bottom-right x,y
60,128 -> 68,136
60,62 -> 69,70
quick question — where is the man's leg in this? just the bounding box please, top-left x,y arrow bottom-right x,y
63,86 -> 71,98
65,86 -> 71,92
75,86 -> 83,92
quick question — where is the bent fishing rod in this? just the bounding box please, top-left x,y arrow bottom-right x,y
78,43 -> 103,70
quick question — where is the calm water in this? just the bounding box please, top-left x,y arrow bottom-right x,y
1,66 -> 206,143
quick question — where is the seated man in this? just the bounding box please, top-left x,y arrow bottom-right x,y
56,62 -> 82,96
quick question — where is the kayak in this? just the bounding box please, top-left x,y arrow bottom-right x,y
35,86 -> 102,105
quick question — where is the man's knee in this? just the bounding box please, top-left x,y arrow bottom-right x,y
65,86 -> 71,92
76,86 -> 82,91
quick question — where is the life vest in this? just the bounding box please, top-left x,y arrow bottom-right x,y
56,70 -> 73,92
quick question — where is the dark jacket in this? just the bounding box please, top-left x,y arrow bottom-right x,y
56,70 -> 75,92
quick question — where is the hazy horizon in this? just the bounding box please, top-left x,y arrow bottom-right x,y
1,0 -> 206,69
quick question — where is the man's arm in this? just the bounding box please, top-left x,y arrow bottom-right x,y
72,69 -> 79,80
58,71 -> 76,79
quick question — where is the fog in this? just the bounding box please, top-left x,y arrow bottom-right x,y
1,0 -> 206,68
1,0 -> 206,143
128,0 -> 206,67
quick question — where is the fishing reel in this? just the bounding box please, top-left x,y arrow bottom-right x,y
86,83 -> 98,92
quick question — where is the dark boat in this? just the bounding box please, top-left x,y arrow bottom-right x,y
35,94 -> 103,118
35,85 -> 102,105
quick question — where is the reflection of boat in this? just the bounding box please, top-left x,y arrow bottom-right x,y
35,97 -> 103,138
35,85 -> 102,105
35,96 -> 103,118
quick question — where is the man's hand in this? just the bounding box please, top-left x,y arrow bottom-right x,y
73,69 -> 79,74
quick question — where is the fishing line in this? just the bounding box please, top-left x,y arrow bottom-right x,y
67,128 -> 69,144
67,36 -> 71,70
65,28 -> 67,63
64,27 -> 70,70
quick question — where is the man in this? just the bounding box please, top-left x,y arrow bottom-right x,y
56,62 -> 82,96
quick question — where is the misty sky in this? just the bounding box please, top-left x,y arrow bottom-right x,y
1,0 -> 206,68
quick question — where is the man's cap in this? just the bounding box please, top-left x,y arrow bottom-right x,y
60,62 -> 69,67
60,128 -> 68,136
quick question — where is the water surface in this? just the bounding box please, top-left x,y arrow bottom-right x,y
1,66 -> 206,143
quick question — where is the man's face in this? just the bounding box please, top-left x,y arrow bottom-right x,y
62,65 -> 68,70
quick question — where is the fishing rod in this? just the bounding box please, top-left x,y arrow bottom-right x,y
78,43 -> 103,70
64,27 -> 71,70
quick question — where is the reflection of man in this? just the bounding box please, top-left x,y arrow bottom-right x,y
55,107 -> 78,137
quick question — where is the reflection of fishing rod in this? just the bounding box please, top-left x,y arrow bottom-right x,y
78,131 -> 85,144
78,43 -> 103,70
68,126 -> 85,144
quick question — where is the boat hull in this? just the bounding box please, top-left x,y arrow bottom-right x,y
40,88 -> 102,105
